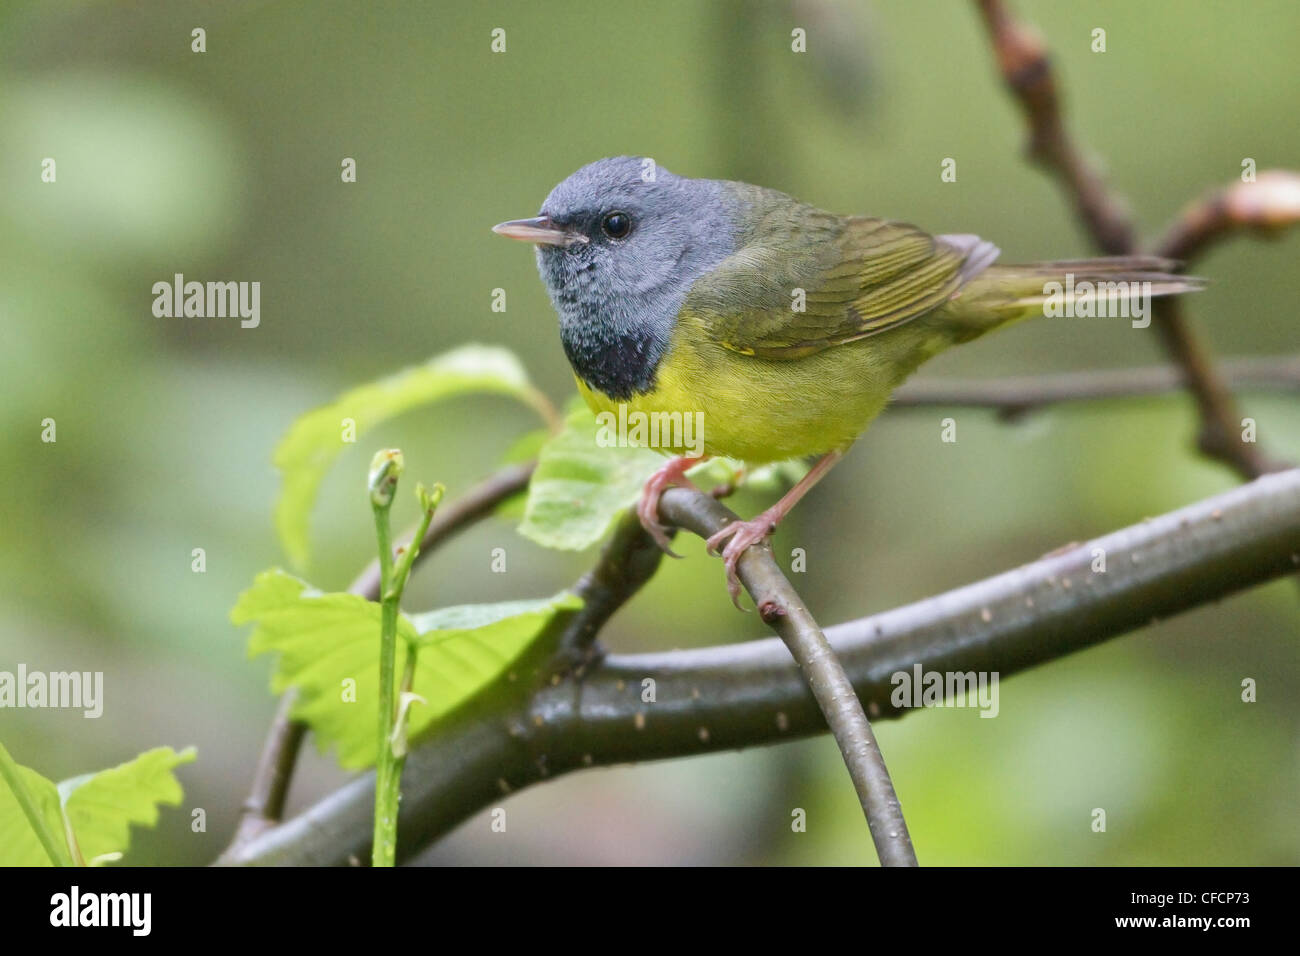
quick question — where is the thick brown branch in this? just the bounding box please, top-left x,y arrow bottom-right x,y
221,469 -> 1300,866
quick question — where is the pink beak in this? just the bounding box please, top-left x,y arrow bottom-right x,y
492,216 -> 586,246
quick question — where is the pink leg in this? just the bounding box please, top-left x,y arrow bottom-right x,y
706,452 -> 843,608
637,455 -> 709,556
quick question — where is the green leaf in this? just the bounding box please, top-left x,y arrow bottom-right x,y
408,593 -> 583,643
232,570 -> 416,769
273,345 -> 554,567
404,592 -> 583,727
59,747 -> 196,865
515,405 -> 757,550
0,742 -> 70,865
233,570 -> 582,769
0,743 -> 194,866
518,406 -> 664,550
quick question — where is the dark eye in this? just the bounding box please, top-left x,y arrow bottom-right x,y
601,211 -> 632,239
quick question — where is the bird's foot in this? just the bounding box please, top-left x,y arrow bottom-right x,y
636,456 -> 706,556
705,509 -> 780,609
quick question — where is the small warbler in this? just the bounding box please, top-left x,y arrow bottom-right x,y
496,157 -> 1197,602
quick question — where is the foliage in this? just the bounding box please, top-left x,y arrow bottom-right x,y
232,569 -> 581,769
0,743 -> 194,866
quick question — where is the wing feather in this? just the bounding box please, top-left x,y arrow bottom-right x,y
687,215 -> 998,360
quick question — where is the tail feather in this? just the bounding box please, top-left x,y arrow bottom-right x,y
951,254 -> 1203,329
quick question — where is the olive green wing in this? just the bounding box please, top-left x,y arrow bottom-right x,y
689,216 -> 996,360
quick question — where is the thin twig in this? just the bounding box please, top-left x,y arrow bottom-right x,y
221,469 -> 1300,865
1146,299 -> 1280,477
975,0 -> 1294,482
974,0 -> 1133,253
222,461 -> 536,855
1155,170 -> 1300,263
1151,172 -> 1300,476
891,356 -> 1300,418
227,694 -> 306,848
657,487 -> 917,866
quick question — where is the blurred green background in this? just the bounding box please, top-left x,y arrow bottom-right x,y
2,0 -> 1297,865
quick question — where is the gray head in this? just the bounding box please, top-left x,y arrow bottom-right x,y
494,157 -> 739,400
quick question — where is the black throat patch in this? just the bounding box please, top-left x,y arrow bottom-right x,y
559,320 -> 665,402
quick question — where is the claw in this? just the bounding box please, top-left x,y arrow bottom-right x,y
698,452 -> 842,610
706,514 -> 778,610
640,516 -> 680,557
636,456 -> 708,556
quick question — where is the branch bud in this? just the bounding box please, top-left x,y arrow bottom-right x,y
368,449 -> 404,509
417,481 -> 446,515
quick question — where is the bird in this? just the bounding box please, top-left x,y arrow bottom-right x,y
494,156 -> 1198,605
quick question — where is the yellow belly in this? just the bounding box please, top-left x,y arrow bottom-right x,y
575,308 -> 956,463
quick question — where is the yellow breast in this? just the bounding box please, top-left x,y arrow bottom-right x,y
575,308 -> 939,463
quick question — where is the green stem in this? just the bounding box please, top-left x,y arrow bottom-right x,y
372,592 -> 401,867
375,649 -> 421,849
368,455 -> 442,867
0,741 -> 72,866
